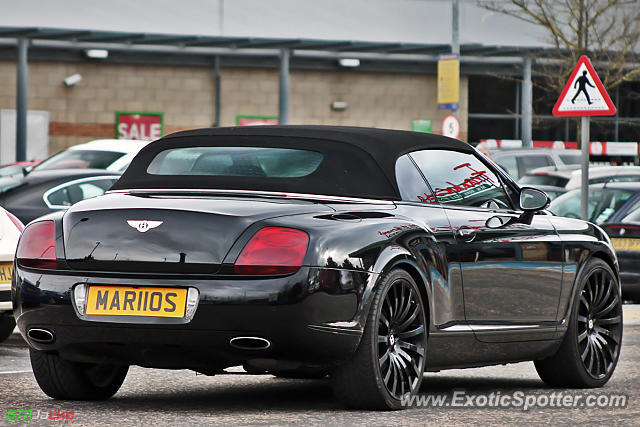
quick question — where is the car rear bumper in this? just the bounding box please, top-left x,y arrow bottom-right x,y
616,251 -> 640,297
13,266 -> 372,371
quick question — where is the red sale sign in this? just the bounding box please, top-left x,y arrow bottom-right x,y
236,115 -> 278,126
116,112 -> 163,140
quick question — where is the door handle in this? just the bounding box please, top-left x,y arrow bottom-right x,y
456,227 -> 476,241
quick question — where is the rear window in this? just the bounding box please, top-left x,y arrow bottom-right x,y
495,156 -> 518,179
112,136 -> 399,200
520,174 -> 570,187
518,155 -> 552,173
147,147 -> 323,178
34,150 -> 124,171
559,153 -> 581,164
591,174 -> 640,185
622,202 -> 640,223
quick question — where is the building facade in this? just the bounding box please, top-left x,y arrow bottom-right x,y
0,59 -> 468,156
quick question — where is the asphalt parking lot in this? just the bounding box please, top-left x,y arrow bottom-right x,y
1,305 -> 638,426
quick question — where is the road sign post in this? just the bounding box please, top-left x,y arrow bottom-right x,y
552,56 -> 616,220
441,114 -> 460,139
580,116 -> 589,220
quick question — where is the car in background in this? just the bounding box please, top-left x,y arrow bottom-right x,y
31,139 -> 149,173
488,148 -> 581,180
0,207 -> 23,343
0,169 -> 121,224
604,213 -> 640,302
0,160 -> 41,177
548,182 -> 640,300
528,184 -> 567,201
520,165 -> 640,190
548,182 -> 640,223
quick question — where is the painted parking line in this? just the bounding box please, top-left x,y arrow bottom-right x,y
623,305 -> 640,325
0,370 -> 31,375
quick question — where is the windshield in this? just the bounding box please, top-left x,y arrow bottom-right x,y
548,188 -> 635,224
0,165 -> 27,177
622,208 -> 640,223
34,150 -> 125,171
520,174 -> 570,187
0,176 -> 24,194
559,153 -> 581,164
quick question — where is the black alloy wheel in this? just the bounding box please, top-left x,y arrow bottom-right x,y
576,267 -> 623,379
377,278 -> 426,400
535,258 -> 622,387
332,269 -> 427,409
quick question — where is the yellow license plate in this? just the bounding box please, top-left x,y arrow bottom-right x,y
0,262 -> 12,283
86,286 -> 187,318
611,238 -> 640,251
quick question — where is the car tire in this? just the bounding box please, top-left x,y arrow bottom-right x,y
30,349 -> 129,400
535,258 -> 622,388
331,269 -> 427,410
0,313 -> 15,343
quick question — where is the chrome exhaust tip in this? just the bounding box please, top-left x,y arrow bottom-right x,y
27,328 -> 55,344
229,336 -> 271,351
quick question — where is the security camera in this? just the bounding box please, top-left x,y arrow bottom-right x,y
63,74 -> 82,87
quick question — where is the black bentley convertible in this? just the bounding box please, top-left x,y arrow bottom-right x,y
13,126 -> 622,409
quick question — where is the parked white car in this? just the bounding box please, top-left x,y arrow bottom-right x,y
31,139 -> 150,173
520,165 -> 640,189
0,208 -> 23,343
487,148 -> 581,180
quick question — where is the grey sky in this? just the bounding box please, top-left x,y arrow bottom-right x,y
0,0 -> 547,47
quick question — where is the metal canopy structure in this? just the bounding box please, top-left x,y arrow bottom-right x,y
0,26 -> 546,57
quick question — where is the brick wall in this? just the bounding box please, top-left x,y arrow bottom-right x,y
0,61 -> 468,155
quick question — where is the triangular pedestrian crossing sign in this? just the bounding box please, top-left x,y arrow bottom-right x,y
552,55 -> 616,117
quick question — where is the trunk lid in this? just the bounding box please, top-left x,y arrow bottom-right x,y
62,192 -> 333,273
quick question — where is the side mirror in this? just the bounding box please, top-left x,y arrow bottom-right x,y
518,187 -> 550,225
519,187 -> 550,211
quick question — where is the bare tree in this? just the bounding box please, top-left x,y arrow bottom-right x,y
482,0 -> 640,93
481,0 -> 640,145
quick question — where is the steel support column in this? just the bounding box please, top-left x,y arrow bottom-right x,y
521,57 -> 532,148
278,48 -> 290,125
16,38 -> 28,161
213,55 -> 221,127
515,81 -> 520,139
614,85 -> 619,141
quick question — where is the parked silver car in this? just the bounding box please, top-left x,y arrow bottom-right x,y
488,148 -> 581,180
520,165 -> 640,189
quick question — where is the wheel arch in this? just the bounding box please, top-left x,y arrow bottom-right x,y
560,250 -> 620,328
590,251 -> 618,283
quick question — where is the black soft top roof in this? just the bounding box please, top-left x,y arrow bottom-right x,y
112,125 -> 474,200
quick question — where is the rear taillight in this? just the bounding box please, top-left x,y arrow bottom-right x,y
6,210 -> 24,232
16,221 -> 57,269
234,227 -> 309,275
